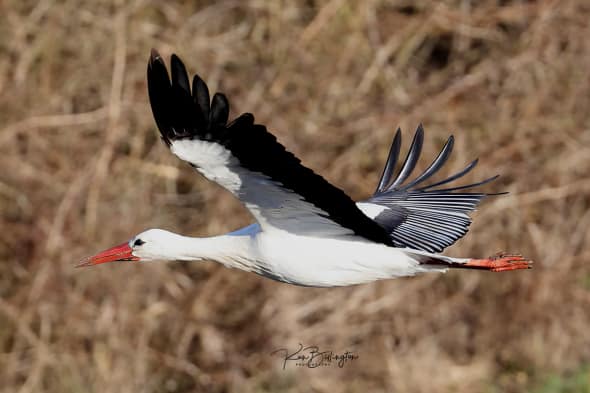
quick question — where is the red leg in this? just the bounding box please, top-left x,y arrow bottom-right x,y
463,253 -> 533,272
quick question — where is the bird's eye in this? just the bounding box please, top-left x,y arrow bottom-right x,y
133,239 -> 145,246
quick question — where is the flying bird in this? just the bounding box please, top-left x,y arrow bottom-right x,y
77,50 -> 532,287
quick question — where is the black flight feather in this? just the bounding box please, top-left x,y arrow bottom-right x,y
210,93 -> 229,128
192,74 -> 210,124
387,124 -> 424,190
375,128 -> 401,194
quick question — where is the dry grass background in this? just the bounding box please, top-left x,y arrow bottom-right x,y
1,0 -> 590,392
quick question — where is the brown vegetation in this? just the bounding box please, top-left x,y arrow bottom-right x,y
1,0 -> 590,392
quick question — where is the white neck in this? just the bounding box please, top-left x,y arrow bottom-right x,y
167,234 -> 236,261
137,229 -> 254,270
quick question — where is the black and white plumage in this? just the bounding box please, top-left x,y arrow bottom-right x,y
362,126 -> 501,253
78,50 -> 532,286
147,52 -> 392,245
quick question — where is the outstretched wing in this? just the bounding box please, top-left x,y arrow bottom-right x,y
358,125 -> 501,253
147,50 -> 392,245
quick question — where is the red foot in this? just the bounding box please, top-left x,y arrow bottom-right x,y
465,253 -> 533,272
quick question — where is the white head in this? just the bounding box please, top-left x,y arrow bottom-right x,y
77,228 -> 194,267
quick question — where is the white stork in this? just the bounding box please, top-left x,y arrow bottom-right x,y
77,50 -> 532,287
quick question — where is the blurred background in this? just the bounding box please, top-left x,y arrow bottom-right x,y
1,0 -> 589,392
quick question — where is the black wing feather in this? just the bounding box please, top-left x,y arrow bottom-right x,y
375,128 -> 401,194
387,125 -> 424,190
210,93 -> 229,127
192,75 -> 210,122
171,54 -> 191,93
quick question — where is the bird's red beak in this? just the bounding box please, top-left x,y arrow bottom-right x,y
76,242 -> 139,268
